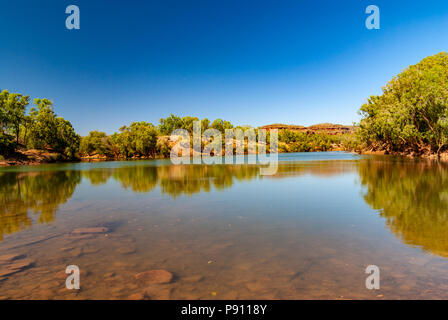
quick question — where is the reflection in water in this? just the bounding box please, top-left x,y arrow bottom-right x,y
84,165 -> 261,195
3,156 -> 448,299
0,165 -> 262,240
2,159 -> 448,261
0,162 -> 352,241
0,171 -> 80,240
359,159 -> 448,257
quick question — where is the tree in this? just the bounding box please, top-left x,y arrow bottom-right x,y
211,118 -> 233,133
158,114 -> 183,135
130,122 -> 158,157
181,116 -> 199,134
6,93 -> 29,144
358,52 -> 448,155
27,99 -> 79,158
111,122 -> 158,158
201,118 -> 210,131
0,90 -> 29,145
80,131 -> 112,156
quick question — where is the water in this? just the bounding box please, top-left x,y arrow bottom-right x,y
1,152 -> 448,299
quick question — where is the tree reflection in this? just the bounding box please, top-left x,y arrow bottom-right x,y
0,164 -> 262,240
358,159 -> 448,257
0,170 -> 81,240
6,157 -> 447,253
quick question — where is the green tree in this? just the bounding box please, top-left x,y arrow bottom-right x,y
28,99 -> 80,158
358,52 -> 448,155
201,118 -> 210,131
131,122 -> 158,157
211,118 -> 233,133
80,131 -> 113,156
0,90 -> 29,144
111,122 -> 158,158
158,114 -> 183,135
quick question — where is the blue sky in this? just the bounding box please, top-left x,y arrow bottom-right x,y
1,0 -> 448,135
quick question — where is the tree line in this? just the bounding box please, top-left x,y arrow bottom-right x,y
79,115 -> 242,159
8,49 -> 446,163
0,93 -> 245,160
0,91 -> 79,158
0,88 -> 358,161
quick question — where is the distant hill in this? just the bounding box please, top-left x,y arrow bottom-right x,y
260,123 -> 355,135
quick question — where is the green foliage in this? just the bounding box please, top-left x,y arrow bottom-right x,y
0,170 -> 81,240
0,91 -> 79,159
211,118 -> 233,134
359,159 -> 448,257
111,122 -> 158,158
156,137 -> 171,158
158,114 -> 221,135
158,114 -> 183,135
80,131 -> 113,156
0,90 -> 29,144
278,130 -> 342,152
358,52 -> 448,155
0,133 -> 15,155
27,99 -> 80,158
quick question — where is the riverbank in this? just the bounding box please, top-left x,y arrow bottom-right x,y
359,149 -> 448,160
0,149 -> 76,167
3,146 -> 448,167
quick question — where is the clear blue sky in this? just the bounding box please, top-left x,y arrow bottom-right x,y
1,0 -> 448,135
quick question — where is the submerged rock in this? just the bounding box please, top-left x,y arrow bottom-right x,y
0,257 -> 34,277
135,269 -> 173,284
0,253 -> 23,263
72,227 -> 109,234
117,246 -> 136,255
182,275 -> 204,282
144,285 -> 173,299
126,293 -> 147,300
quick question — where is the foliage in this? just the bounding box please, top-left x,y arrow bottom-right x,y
359,159 -> 448,257
0,90 -> 29,144
211,118 -> 233,134
0,133 -> 15,155
0,91 -> 79,159
80,131 -> 113,156
358,52 -> 448,155
27,99 -> 80,158
111,121 -> 158,158
158,114 -> 221,135
0,170 -> 81,240
278,130 -> 342,152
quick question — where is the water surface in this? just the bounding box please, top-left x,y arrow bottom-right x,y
1,152 -> 448,299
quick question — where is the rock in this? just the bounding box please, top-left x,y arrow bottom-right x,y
55,268 -> 87,280
69,247 -> 83,257
72,227 -> 109,234
82,246 -> 100,254
0,268 -> 19,277
0,258 -> 34,277
7,259 -> 34,270
245,282 -> 266,292
144,285 -> 173,300
221,290 -> 238,300
182,275 -> 204,282
117,246 -> 136,255
69,234 -> 94,240
135,270 -> 173,284
127,293 -> 146,300
0,254 -> 23,263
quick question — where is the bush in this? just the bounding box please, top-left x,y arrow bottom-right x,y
0,134 -> 15,156
358,52 -> 448,155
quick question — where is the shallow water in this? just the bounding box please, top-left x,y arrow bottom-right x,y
1,152 -> 448,299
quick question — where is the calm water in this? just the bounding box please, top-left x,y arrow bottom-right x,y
1,152 -> 448,299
